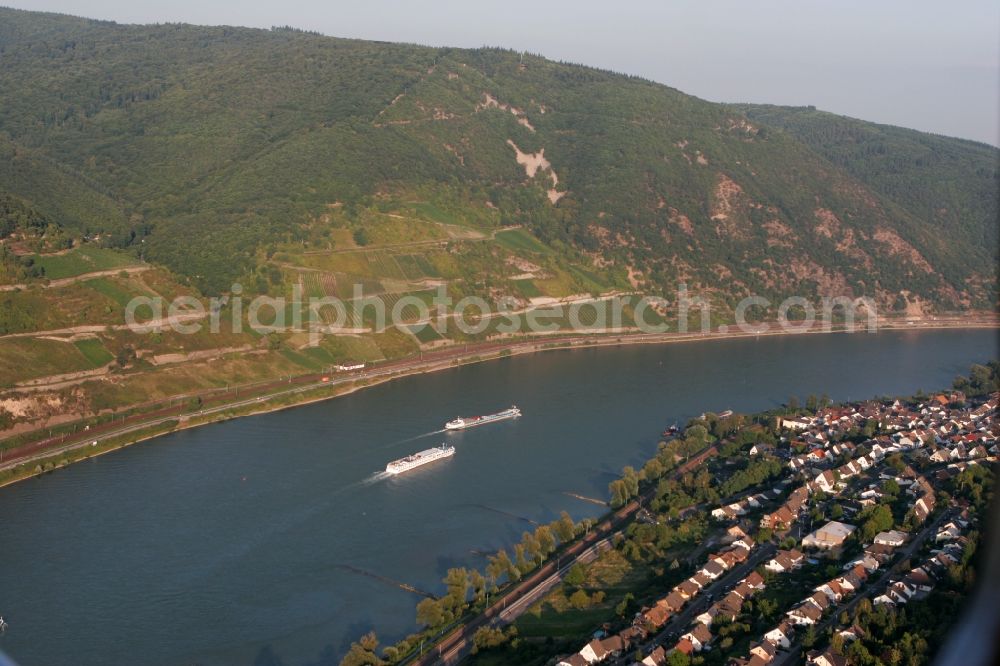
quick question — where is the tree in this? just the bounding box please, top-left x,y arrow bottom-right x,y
846,640 -> 875,666
514,543 -> 530,574
468,569 -> 486,605
554,511 -> 576,542
415,598 -> 444,629
535,524 -> 556,557
886,453 -> 906,474
116,344 -> 136,368
666,649 -> 691,666
564,563 -> 586,587
521,531 -> 541,564
757,598 -> 777,620
339,632 -> 383,666
495,548 -> 520,582
861,504 -> 894,542
352,228 -> 370,246
615,592 -> 635,617
609,479 -> 628,508
443,568 -> 470,606
485,550 -> 505,585
569,589 -> 591,609
642,457 -> 664,481
622,466 -> 640,497
686,424 -> 708,443
471,626 -> 511,654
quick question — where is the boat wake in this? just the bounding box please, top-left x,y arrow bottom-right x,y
361,471 -> 392,485
327,471 -> 392,497
384,429 -> 446,448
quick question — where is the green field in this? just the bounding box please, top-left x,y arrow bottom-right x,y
31,248 -> 138,280
407,202 -> 470,227
73,338 -> 115,366
278,347 -> 325,371
0,338 -> 100,385
409,323 -> 443,343
495,229 -> 552,255
513,278 -> 542,298
83,277 -> 146,307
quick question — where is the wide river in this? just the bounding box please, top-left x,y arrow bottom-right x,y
0,328 -> 996,665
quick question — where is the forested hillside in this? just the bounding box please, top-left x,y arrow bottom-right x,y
0,7 -> 996,310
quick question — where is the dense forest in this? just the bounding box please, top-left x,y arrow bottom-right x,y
0,7 -> 996,309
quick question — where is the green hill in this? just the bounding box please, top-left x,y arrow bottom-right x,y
0,6 -> 996,310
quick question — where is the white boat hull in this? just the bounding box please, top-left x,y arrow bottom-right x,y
445,407 -> 521,430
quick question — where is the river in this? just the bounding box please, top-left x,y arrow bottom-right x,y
0,328 -> 995,666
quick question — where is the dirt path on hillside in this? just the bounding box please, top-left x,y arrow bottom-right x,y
0,265 -> 150,292
298,225 -> 521,256
0,311 -> 209,341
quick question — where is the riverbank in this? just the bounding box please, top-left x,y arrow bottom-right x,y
1,315 -> 996,489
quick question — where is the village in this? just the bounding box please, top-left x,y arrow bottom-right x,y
547,390 -> 997,666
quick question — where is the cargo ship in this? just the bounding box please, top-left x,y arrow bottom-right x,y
385,444 -> 455,475
445,406 -> 521,431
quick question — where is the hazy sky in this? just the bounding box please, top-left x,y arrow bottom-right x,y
7,0 -> 999,145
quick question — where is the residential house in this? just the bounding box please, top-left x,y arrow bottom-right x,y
556,655 -> 589,666
701,560 -> 726,580
640,646 -> 667,666
873,530 -> 908,548
692,572 -> 712,589
786,594 -> 828,625
936,522 -> 963,542
677,579 -> 701,599
749,641 -> 778,664
807,649 -> 848,666
845,554 -> 880,573
912,493 -> 936,523
641,605 -> 670,628
812,470 -> 838,493
815,579 -> 845,603
765,549 -> 804,573
802,521 -> 856,550
763,621 -> 795,648
664,591 -> 687,612
743,571 -> 766,590
682,623 -> 714,652
695,604 -> 723,627
578,638 -> 610,664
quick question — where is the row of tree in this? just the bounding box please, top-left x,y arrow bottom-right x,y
414,510 -> 580,632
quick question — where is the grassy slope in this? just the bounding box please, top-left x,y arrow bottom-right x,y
0,7 -> 994,307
